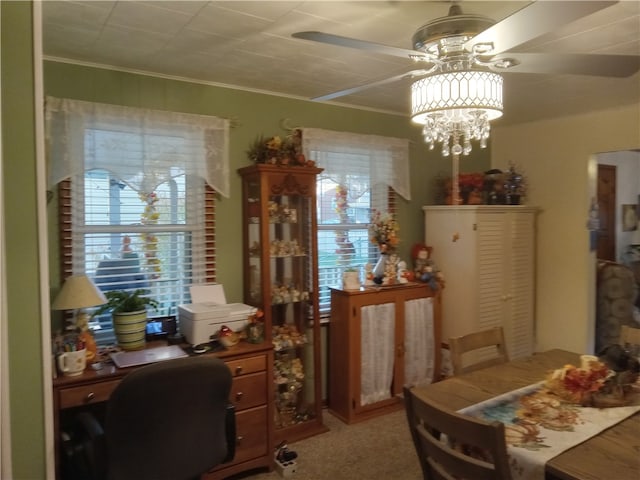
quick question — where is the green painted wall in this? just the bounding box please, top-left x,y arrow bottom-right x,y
2,2 -> 47,479
44,61 -> 491,302
1,3 -> 492,475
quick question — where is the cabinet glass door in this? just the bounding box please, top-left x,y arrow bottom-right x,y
270,192 -> 317,428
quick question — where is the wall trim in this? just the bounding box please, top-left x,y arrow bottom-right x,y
0,4 -> 11,479
34,2 -> 55,476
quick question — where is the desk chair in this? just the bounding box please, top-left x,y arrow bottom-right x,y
449,327 -> 509,376
64,356 -> 235,480
403,385 -> 512,480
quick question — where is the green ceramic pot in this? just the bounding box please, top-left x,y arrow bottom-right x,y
112,310 -> 147,350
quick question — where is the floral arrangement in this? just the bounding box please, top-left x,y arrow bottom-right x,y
369,210 -> 400,252
458,172 -> 484,192
545,355 -> 613,405
334,184 -> 349,222
434,163 -> 527,205
502,162 -> 526,198
139,191 -> 161,278
246,129 -> 315,167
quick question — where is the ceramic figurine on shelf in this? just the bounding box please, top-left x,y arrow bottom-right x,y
397,260 -> 409,284
218,325 -> 240,347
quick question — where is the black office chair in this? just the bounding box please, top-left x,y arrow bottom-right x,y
63,356 -> 235,480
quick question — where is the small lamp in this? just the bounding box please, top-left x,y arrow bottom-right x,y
52,274 -> 107,332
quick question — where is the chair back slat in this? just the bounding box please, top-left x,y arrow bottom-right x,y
620,325 -> 640,347
449,327 -> 509,375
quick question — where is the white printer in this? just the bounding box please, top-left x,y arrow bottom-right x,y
178,284 -> 255,346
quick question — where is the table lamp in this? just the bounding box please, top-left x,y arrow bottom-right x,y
52,274 -> 107,333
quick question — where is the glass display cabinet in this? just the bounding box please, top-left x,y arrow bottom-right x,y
238,164 -> 326,444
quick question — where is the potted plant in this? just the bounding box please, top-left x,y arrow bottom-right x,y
93,289 -> 159,351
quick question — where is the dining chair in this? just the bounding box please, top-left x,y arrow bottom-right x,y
449,326 -> 509,375
403,385 -> 512,480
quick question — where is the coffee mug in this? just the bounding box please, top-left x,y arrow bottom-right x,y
57,349 -> 87,376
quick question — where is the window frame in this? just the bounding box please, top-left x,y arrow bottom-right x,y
57,178 -> 217,341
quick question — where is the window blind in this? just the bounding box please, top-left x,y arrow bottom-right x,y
304,129 -> 408,318
60,174 -> 215,344
47,97 -> 226,345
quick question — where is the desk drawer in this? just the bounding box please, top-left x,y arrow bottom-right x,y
59,380 -> 121,409
226,355 -> 266,377
230,372 -> 267,411
223,405 -> 268,467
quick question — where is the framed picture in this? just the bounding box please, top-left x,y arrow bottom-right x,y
622,204 -> 638,231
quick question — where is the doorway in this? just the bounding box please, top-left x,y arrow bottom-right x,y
597,164 -> 616,261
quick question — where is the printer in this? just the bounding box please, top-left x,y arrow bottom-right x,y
178,284 -> 255,346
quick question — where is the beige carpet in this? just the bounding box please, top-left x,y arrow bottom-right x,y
232,408 -> 422,480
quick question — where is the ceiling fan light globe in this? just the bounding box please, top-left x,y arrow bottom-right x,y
411,69 -> 502,157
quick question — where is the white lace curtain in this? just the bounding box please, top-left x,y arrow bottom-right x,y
302,128 -> 411,201
404,297 -> 435,387
45,97 -> 230,197
360,302 -> 396,406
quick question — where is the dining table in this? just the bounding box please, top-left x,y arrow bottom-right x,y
411,349 -> 640,480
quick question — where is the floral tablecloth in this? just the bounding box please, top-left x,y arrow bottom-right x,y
458,382 -> 640,480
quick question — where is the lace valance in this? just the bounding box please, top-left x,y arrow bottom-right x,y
302,127 -> 411,200
45,97 -> 230,197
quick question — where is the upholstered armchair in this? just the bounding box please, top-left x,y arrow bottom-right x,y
595,260 -> 639,353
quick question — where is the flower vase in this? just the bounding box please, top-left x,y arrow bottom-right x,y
373,253 -> 388,283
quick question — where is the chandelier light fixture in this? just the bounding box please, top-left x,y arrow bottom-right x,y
410,69 -> 503,157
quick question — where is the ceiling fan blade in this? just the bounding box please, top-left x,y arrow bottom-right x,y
489,53 -> 640,77
466,1 -> 618,56
313,70 -> 429,102
292,31 -> 429,61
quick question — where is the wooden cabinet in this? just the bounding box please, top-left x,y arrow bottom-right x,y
423,206 -> 537,359
53,342 -> 273,480
328,283 -> 441,424
238,164 -> 327,445
205,346 -> 273,479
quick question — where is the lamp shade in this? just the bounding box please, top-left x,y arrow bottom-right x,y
52,275 -> 107,310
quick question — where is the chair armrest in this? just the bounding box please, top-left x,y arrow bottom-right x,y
223,403 -> 236,463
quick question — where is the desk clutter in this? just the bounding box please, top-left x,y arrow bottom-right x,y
274,441 -> 298,478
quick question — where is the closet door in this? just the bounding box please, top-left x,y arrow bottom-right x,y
503,210 -> 536,358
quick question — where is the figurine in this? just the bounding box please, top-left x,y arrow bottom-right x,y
364,263 -> 375,286
397,260 -> 409,284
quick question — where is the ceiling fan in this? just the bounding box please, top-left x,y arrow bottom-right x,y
293,1 -> 639,103
292,1 -> 639,157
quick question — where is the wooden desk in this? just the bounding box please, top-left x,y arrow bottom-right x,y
52,340 -> 274,480
411,349 -> 640,480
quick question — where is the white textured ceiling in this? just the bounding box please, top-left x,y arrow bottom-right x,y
42,1 -> 640,126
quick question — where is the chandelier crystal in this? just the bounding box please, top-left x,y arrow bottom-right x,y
411,70 -> 503,156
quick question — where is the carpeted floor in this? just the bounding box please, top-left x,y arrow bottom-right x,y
231,408 -> 422,480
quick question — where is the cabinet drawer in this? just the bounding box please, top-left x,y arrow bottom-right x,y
222,405 -> 268,467
226,355 -> 266,377
230,372 -> 266,411
59,380 -> 121,409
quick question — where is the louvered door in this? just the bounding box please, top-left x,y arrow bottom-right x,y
424,206 -> 537,362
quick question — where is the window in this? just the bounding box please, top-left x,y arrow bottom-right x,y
302,128 -> 410,317
46,97 -> 229,344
